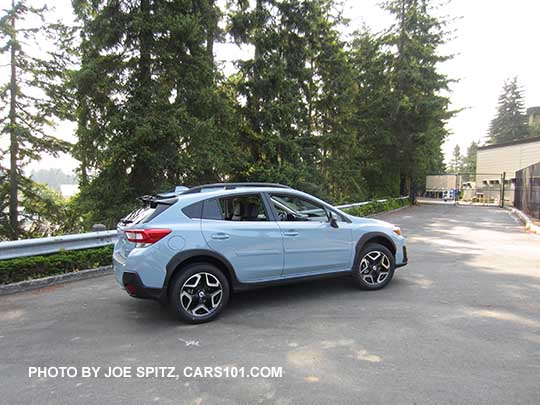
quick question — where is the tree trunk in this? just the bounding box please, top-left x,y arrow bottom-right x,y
400,175 -> 411,197
138,0 -> 151,90
9,0 -> 19,240
130,0 -> 154,194
248,0 -> 264,164
206,0 -> 216,70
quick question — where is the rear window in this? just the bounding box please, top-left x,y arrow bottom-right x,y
120,202 -> 173,225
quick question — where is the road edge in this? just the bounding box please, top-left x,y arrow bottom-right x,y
368,204 -> 412,219
0,266 -> 113,296
506,207 -> 540,235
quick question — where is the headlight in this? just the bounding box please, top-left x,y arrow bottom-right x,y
392,226 -> 402,236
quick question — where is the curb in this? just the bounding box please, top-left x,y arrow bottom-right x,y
506,207 -> 540,235
0,265 -> 113,296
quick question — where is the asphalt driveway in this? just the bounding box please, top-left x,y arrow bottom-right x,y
1,204 -> 539,404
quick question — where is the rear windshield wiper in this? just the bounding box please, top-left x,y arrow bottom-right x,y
137,195 -> 156,204
136,194 -> 177,208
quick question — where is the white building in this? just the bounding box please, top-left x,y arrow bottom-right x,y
476,136 -> 540,205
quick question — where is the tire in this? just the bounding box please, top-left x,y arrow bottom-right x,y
352,242 -> 395,290
169,263 -> 230,324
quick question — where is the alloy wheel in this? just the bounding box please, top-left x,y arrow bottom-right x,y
180,272 -> 223,317
359,251 -> 391,286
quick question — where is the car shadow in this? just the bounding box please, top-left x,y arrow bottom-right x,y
124,273 -> 394,326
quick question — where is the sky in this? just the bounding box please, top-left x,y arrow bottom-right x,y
3,0 -> 540,175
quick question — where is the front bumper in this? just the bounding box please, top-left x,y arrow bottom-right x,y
396,246 -> 408,268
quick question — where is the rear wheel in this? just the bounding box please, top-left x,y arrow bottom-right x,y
352,243 -> 395,290
169,263 -> 230,324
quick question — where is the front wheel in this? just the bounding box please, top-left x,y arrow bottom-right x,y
169,263 -> 230,324
352,243 -> 395,290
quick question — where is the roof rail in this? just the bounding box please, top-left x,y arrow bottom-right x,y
182,182 -> 291,194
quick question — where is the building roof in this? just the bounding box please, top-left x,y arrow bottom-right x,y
477,136 -> 540,151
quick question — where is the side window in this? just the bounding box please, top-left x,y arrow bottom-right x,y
270,194 -> 328,222
202,199 -> 223,220
217,194 -> 268,221
182,201 -> 203,219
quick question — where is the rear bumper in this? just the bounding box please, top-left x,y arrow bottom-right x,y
122,272 -> 164,302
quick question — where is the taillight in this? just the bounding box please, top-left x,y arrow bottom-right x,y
125,229 -> 172,245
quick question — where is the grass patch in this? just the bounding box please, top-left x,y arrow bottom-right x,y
0,245 -> 113,285
342,197 -> 410,217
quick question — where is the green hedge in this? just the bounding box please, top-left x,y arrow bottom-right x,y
0,245 -> 113,285
342,197 -> 410,217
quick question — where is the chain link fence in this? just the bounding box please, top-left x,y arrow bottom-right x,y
515,161 -> 540,220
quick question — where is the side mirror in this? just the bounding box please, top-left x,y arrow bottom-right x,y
328,211 -> 339,228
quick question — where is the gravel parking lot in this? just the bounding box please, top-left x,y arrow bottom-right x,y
1,204 -> 539,404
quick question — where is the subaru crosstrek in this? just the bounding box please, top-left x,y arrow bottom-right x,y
113,183 -> 408,323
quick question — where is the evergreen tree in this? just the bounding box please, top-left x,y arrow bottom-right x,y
529,121 -> 540,138
349,30 -> 398,197
69,0 -> 241,227
228,0 -> 355,200
488,77 -> 528,145
383,0 -> 454,196
0,0 -> 69,240
448,145 -> 463,174
461,141 -> 477,180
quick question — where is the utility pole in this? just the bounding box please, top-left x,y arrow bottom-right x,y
9,0 -> 19,240
501,172 -> 506,208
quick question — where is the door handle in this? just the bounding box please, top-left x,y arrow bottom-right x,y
211,233 -> 230,240
283,230 -> 299,237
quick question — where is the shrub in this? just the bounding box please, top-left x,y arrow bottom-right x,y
0,245 -> 113,285
343,197 -> 410,217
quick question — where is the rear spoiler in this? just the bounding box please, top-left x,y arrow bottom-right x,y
136,195 -> 177,208
136,186 -> 188,206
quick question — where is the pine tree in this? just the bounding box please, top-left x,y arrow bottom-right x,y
0,1 -> 69,240
488,77 -> 528,145
349,30 -> 398,197
461,141 -> 477,180
69,0 -> 241,227
228,0 -> 355,199
448,145 -> 463,174
383,0 -> 454,196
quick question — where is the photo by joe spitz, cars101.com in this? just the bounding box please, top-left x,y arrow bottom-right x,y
114,183 -> 407,323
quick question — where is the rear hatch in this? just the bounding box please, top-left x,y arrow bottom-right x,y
116,195 -> 177,258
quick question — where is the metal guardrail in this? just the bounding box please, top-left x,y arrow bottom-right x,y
336,196 -> 409,210
0,230 -> 118,260
0,196 -> 409,260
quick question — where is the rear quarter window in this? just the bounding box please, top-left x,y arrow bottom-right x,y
202,199 -> 223,220
182,201 -> 203,219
